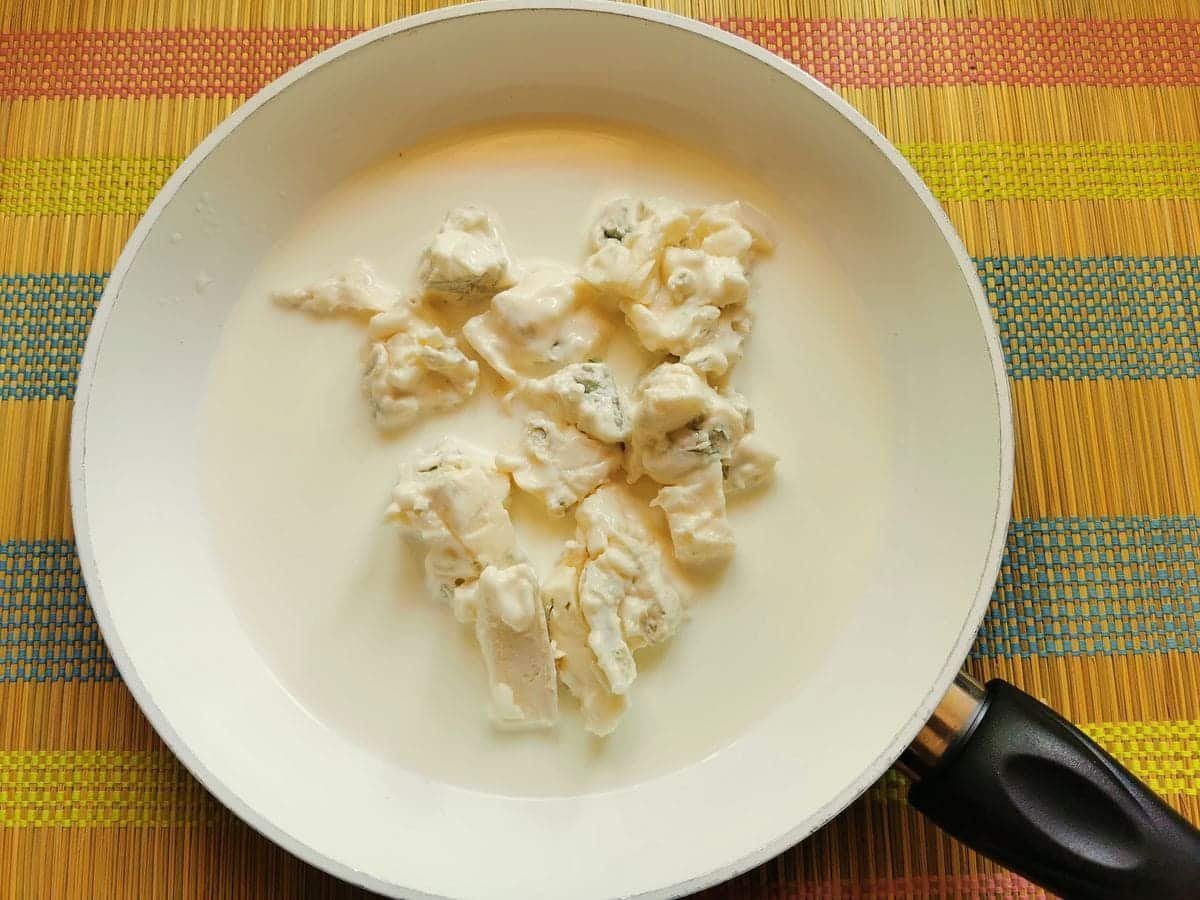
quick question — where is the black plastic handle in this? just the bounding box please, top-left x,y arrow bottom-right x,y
909,679 -> 1200,899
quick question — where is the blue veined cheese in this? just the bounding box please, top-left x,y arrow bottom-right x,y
570,485 -> 684,695
628,362 -> 776,566
462,264 -> 610,383
472,563 -> 558,728
691,201 -> 773,261
625,362 -> 748,485
271,260 -> 479,430
271,257 -> 395,315
387,440 -> 520,619
363,304 -> 479,430
650,464 -> 735,566
387,439 -> 557,728
581,197 -> 692,302
723,432 -> 779,495
418,206 -> 515,303
519,362 -> 631,444
581,198 -> 771,377
496,413 -> 622,516
679,305 -> 753,379
542,541 -> 628,736
624,247 -> 747,357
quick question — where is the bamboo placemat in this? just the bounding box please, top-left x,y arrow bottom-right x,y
2,1 -> 1199,897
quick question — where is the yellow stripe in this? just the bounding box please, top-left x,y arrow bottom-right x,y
5,93 -> 1200,258
5,143 -> 1200,216
872,719 -> 1200,801
10,198 -> 1200,271
898,142 -> 1200,201
0,751 -> 218,827
1085,719 -> 1200,798
0,157 -> 182,217
0,716 -> 1193,827
7,0 -> 1191,30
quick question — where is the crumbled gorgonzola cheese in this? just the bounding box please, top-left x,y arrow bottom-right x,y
271,258 -> 394,315
277,196 -> 781,735
496,413 -> 621,516
626,361 -> 779,565
387,439 -> 557,727
571,486 -> 684,694
724,432 -> 779,495
625,362 -> 748,485
650,464 -> 735,566
274,262 -> 481,430
418,206 -> 515,303
542,541 -> 629,736
472,563 -> 558,728
520,362 -> 630,444
581,198 -> 770,376
463,264 -> 609,382
362,304 -> 479,430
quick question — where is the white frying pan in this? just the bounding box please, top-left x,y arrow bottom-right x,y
71,3 -> 1200,897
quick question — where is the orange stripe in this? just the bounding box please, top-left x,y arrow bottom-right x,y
2,19 -> 1200,100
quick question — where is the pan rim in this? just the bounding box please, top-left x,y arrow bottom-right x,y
69,3 -> 1015,897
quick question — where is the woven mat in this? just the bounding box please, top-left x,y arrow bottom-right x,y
3,1 -> 1199,897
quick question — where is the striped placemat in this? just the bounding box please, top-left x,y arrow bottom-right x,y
2,1 -> 1198,897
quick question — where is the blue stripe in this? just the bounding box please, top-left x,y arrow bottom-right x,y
0,273 -> 105,401
973,515 -> 1200,659
0,540 -> 115,682
2,518 -> 1198,681
2,258 -> 1200,398
979,256 -> 1200,380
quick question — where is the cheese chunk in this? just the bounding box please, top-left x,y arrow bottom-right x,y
581,197 -> 692,303
680,305 -> 754,380
542,543 -> 628,736
387,439 -> 557,728
573,486 -> 684,694
497,413 -> 622,516
626,362 -> 748,485
724,432 -> 779,495
387,439 -> 520,619
690,201 -> 773,263
271,258 -> 394,316
278,198 -> 784,737
473,563 -> 558,728
418,207 -> 515,303
271,256 -> 393,316
363,305 -> 479,430
463,264 -> 609,382
581,198 -> 770,374
624,247 -> 747,356
651,465 -> 735,566
521,362 -> 631,444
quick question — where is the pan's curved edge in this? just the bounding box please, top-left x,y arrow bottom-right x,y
69,3 -> 1016,898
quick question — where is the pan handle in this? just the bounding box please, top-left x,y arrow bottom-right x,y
901,675 -> 1200,899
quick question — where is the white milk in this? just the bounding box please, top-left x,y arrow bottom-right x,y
202,120 -> 889,797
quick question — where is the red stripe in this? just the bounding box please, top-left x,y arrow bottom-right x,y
721,17 -> 1200,87
0,27 -> 359,99
2,19 -> 1199,99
